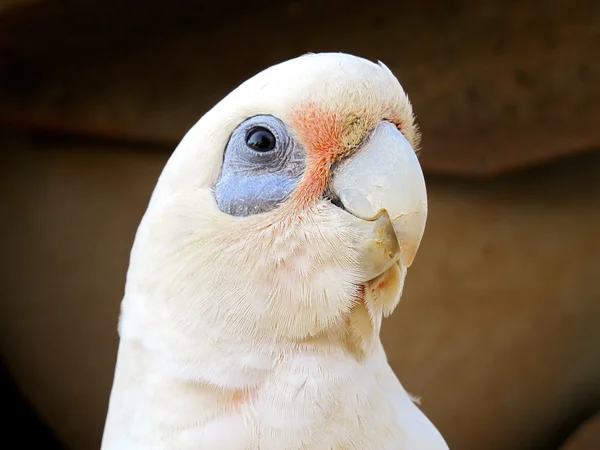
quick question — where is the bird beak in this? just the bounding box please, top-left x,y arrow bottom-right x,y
330,121 -> 428,281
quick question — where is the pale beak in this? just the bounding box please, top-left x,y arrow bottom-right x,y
330,121 -> 428,281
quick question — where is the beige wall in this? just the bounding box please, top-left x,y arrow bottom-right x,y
1,134 -> 599,449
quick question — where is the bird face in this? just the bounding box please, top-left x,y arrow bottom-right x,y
126,53 -> 427,346
213,110 -> 426,278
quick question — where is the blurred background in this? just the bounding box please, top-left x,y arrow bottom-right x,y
0,0 -> 599,449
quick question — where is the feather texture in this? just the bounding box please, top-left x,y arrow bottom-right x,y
101,53 -> 448,450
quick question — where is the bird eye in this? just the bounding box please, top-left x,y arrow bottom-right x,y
246,127 -> 276,152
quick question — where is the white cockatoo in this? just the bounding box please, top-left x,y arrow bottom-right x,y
101,52 -> 448,450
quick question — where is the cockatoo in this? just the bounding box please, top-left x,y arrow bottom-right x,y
101,52 -> 448,450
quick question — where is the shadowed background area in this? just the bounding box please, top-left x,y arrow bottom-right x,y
0,1 -> 599,449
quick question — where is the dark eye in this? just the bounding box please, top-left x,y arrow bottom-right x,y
246,127 -> 276,152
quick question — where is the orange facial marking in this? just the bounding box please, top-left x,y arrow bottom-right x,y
290,102 -> 345,209
288,101 -> 414,212
387,114 -> 403,133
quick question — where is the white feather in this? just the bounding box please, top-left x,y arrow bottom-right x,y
101,53 -> 448,449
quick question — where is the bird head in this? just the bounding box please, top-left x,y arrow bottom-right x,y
120,53 -> 427,358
